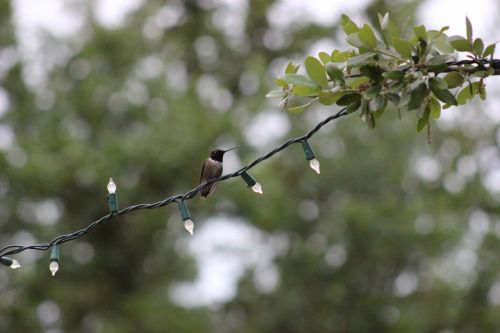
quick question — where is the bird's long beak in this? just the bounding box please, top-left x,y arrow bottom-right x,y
222,147 -> 239,153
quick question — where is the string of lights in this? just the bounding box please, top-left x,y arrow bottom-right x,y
0,107 -> 349,274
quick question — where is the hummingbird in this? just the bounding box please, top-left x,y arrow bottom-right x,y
199,147 -> 238,198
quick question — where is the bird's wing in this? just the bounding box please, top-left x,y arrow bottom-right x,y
200,160 -> 207,183
200,160 -> 223,197
204,182 -> 217,197
203,167 -> 223,196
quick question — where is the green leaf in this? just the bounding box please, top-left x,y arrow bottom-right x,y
318,91 -> 344,105
369,114 -> 376,129
398,89 -> 410,107
369,95 -> 385,112
346,100 -> 362,113
364,85 -> 381,99
428,54 -> 451,66
292,85 -> 320,96
417,114 -> 429,132
428,30 -> 454,53
386,93 -> 400,104
443,72 -> 464,89
429,97 -> 441,119
457,84 -> 473,105
373,106 -> 386,119
383,21 -> 400,47
392,38 -> 413,58
346,76 -> 370,89
473,38 -> 484,56
388,80 -> 405,94
318,52 -> 331,65
378,13 -> 389,31
360,65 -> 383,83
429,77 -> 448,91
346,52 -> 376,67
359,24 -> 377,49
286,96 -> 316,113
430,86 -> 457,106
413,25 -> 428,42
285,74 -> 317,87
408,83 -> 427,110
466,16 -> 473,42
363,112 -> 376,129
448,36 -> 473,52
483,43 -> 496,58
337,93 -> 361,106
383,71 -> 405,81
427,55 -> 451,72
400,16 -> 412,39
304,56 -> 328,88
285,62 -> 299,74
331,50 -> 354,62
325,63 -> 345,86
341,15 -> 359,35
266,90 -> 287,98
471,81 -> 480,93
416,102 -> 426,118
346,33 -> 367,49
275,77 -> 288,88
376,12 -> 398,47
470,69 -> 493,79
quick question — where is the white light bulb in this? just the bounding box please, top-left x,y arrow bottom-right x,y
10,259 -> 20,269
184,219 -> 194,235
107,178 -> 116,194
252,183 -> 263,194
49,261 -> 59,276
309,158 -> 320,174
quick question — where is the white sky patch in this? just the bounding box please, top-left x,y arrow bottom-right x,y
245,111 -> 290,149
413,155 -> 442,182
12,0 -> 85,88
430,211 -> 491,289
488,281 -> 500,305
94,0 -> 144,29
211,0 -> 248,39
418,0 -> 500,41
308,38 -> 338,60
482,168 -> 500,195
170,217 -> 286,307
393,271 -> 419,297
0,125 -> 14,151
12,0 -> 145,87
267,0 -> 371,29
12,0 -> 84,38
37,300 -> 61,327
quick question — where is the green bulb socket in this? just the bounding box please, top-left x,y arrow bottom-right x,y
177,201 -> 191,221
107,193 -> 118,214
0,256 -> 13,267
240,171 -> 257,187
50,244 -> 60,262
301,140 -> 316,161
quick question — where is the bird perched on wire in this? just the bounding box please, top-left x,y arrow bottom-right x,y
199,147 -> 238,198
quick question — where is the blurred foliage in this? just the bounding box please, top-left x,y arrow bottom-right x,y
1,0 -> 500,332
269,13 -> 497,132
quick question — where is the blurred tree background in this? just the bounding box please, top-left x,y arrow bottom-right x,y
1,0 -> 500,332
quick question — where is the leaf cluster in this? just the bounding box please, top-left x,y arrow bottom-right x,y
267,14 -> 497,132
